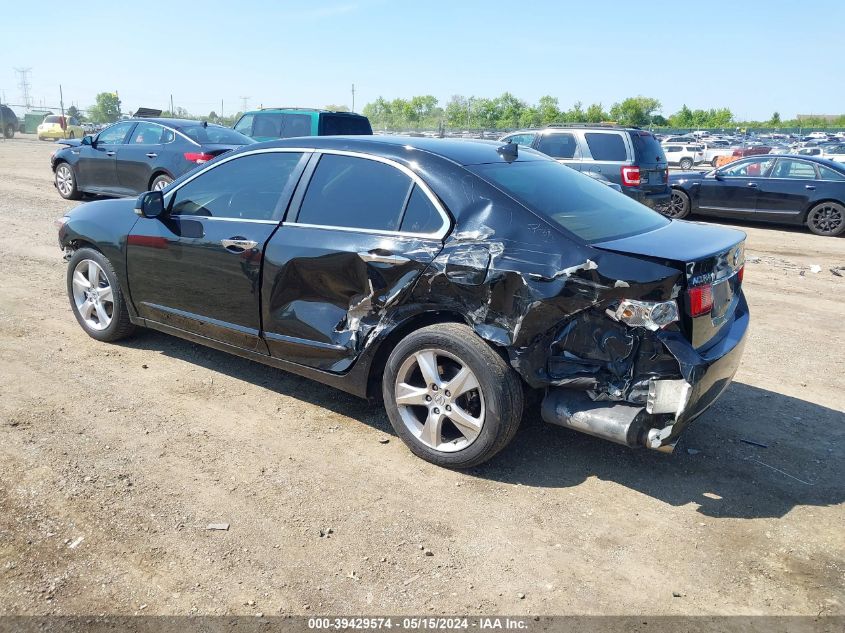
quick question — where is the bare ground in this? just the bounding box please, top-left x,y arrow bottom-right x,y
0,135 -> 842,616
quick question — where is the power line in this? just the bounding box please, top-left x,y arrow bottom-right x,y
14,68 -> 32,109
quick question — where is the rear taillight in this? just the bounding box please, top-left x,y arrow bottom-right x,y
688,284 -> 713,317
663,169 -> 669,183
737,265 -> 744,284
184,152 -> 214,164
621,166 -> 641,186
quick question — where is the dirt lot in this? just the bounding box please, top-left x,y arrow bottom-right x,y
0,134 -> 843,617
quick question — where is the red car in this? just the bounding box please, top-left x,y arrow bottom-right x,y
732,145 -> 772,157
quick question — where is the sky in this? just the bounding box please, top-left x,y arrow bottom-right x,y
2,0 -> 843,121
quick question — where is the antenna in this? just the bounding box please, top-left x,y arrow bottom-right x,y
351,83 -> 355,112
240,96 -> 250,112
14,67 -> 32,109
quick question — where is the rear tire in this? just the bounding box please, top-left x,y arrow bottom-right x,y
67,248 -> 136,342
679,158 -> 693,170
661,189 -> 691,219
711,157 -> 720,167
3,123 -> 13,139
150,174 -> 173,191
806,201 -> 845,236
382,323 -> 523,469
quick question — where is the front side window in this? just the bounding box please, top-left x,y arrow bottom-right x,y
536,133 -> 577,159
296,154 -> 412,232
719,157 -> 775,177
504,133 -> 536,147
771,159 -> 817,179
584,133 -> 627,161
96,122 -> 134,145
234,114 -> 254,136
169,152 -> 304,221
470,160 -> 668,243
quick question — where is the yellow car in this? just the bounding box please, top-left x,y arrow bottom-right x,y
37,115 -> 84,141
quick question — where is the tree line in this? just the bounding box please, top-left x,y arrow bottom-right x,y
75,90 -> 845,131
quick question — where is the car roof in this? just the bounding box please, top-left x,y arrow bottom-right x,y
130,117 -> 226,129
736,154 -> 845,169
243,108 -> 367,117
249,135 -> 550,166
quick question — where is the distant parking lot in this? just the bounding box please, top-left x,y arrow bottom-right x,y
0,135 -> 843,616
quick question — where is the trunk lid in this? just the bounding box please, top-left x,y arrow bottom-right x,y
200,143 -> 243,157
594,220 -> 746,349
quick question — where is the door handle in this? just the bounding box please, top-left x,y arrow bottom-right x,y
746,182 -> 758,188
805,185 -> 816,190
358,250 -> 410,264
106,151 -> 116,157
221,238 -> 258,252
146,152 -> 158,158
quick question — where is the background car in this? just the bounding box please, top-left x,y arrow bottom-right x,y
663,154 -> 845,236
37,115 -> 84,140
0,104 -> 18,138
233,107 -> 372,140
50,118 -> 254,199
499,124 -> 669,207
663,143 -> 705,170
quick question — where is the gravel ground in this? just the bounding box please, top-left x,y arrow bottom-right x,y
0,134 -> 842,616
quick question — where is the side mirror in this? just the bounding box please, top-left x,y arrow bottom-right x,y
713,172 -> 725,181
81,135 -> 93,146
134,190 -> 165,219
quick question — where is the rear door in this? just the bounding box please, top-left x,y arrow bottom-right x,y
77,121 -> 135,192
580,130 -> 629,186
115,121 -> 168,193
697,156 -> 776,218
261,152 -> 448,372
534,131 -> 582,170
755,158 -> 817,221
126,150 -> 309,351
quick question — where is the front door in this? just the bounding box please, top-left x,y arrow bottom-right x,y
697,156 -> 776,218
77,121 -> 135,192
261,152 -> 447,372
126,150 -> 309,352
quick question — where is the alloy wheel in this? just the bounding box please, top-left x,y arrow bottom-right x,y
71,259 -> 114,331
810,204 -> 843,235
56,165 -> 74,197
152,177 -> 171,191
394,348 -> 485,453
664,190 -> 688,218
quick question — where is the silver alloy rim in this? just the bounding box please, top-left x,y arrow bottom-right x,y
71,259 -> 114,331
810,204 -> 843,234
664,191 -> 687,218
153,178 -> 171,191
394,348 -> 485,453
56,165 -> 73,196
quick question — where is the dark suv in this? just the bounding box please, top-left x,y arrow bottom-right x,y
0,104 -> 18,138
234,108 -> 372,141
500,125 -> 669,208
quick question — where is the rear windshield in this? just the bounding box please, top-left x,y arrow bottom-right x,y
469,160 -> 669,243
319,114 -> 372,135
180,125 -> 252,145
44,115 -> 63,124
250,113 -> 313,138
631,132 -> 666,164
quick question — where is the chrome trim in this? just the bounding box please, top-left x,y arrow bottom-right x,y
170,215 -> 280,225
221,238 -> 258,250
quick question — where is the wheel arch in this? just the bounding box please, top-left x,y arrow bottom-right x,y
802,197 -> 845,222
148,170 -> 175,190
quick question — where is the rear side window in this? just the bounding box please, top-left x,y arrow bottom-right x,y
469,160 -> 668,243
297,154 -> 412,231
771,159 -> 816,179
585,133 -> 627,161
169,152 -> 304,221
536,133 -> 578,159
400,185 -> 442,234
319,114 -> 373,135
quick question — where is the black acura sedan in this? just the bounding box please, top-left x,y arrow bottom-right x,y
57,136 -> 749,468
663,154 -> 845,236
51,118 -> 254,200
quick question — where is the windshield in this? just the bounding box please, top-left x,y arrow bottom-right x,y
180,124 -> 253,145
469,160 -> 669,243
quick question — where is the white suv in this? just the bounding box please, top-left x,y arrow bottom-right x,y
663,144 -> 705,170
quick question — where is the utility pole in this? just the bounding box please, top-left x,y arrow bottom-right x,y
59,84 -> 66,138
170,94 -> 174,115
221,99 -> 224,119
15,67 -> 32,109
351,83 -> 355,112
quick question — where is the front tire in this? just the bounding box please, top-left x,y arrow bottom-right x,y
711,157 -> 720,167
3,123 -> 13,139
806,201 -> 845,236
382,323 -> 523,468
55,162 -> 82,200
67,248 -> 136,342
679,158 -> 693,170
151,174 -> 173,191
